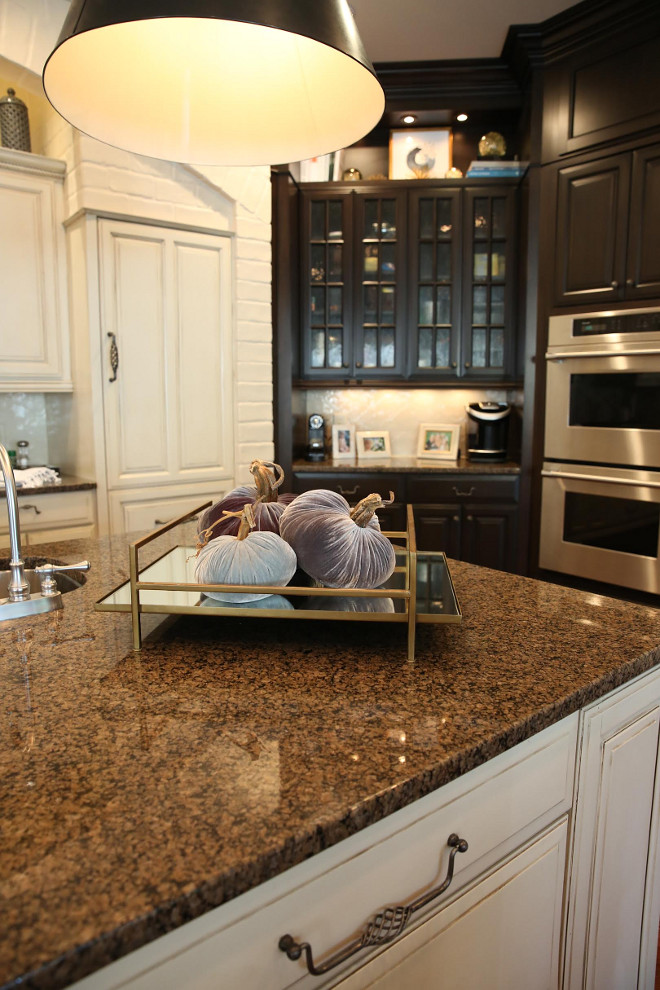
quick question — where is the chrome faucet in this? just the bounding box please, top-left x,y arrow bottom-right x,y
0,443 -> 30,602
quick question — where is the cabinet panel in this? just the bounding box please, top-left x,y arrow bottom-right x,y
554,155 -> 630,306
412,504 -> 461,558
407,474 -> 519,503
462,503 -> 518,572
0,156 -> 71,390
293,473 -> 405,503
627,144 -> 660,299
99,219 -> 235,493
337,820 -> 567,990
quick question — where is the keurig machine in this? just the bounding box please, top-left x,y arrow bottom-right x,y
305,413 -> 326,461
466,402 -> 511,462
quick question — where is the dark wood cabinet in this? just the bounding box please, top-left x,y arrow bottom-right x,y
292,469 -> 520,573
297,179 -> 520,384
553,143 -> 660,307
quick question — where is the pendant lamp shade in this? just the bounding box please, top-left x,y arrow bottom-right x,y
42,0 -> 385,166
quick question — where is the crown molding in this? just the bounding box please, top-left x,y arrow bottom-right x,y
374,58 -> 522,112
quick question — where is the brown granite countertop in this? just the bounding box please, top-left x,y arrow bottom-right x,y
292,457 -> 521,474
1,523 -> 659,989
0,476 -> 97,498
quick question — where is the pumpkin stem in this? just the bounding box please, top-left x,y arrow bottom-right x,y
222,502 -> 256,541
349,491 -> 395,527
250,459 -> 285,502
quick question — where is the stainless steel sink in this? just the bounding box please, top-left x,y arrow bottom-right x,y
0,557 -> 88,596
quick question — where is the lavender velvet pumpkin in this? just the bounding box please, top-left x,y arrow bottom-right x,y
197,460 -> 296,541
195,504 -> 297,602
279,489 -> 395,589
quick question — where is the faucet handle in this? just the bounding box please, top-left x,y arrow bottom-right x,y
35,561 -> 91,597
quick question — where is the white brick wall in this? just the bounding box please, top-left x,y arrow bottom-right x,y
41,118 -> 274,488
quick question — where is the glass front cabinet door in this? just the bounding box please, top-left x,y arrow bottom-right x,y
462,188 -> 517,380
301,189 -> 406,380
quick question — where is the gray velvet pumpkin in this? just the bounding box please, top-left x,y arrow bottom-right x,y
279,489 -> 395,589
195,504 -> 297,602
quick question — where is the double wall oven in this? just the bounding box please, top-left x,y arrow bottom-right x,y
539,308 -> 660,595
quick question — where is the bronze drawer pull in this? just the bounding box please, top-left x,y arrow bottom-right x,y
337,484 -> 359,496
278,833 -> 468,977
20,504 -> 41,515
452,485 -> 475,497
107,332 -> 119,382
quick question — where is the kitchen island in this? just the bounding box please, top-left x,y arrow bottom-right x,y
1,522 -> 660,990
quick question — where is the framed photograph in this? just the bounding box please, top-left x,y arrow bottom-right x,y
389,128 -> 452,180
332,423 -> 356,460
417,423 -> 460,460
356,430 -> 392,459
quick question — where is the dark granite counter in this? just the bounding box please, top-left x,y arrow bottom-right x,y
1,522 -> 659,989
1,476 -> 97,498
293,457 -> 521,474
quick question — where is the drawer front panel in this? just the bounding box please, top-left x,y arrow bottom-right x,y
408,475 -> 519,503
74,715 -> 578,990
1,490 -> 96,534
293,473 -> 406,504
108,490 -> 218,536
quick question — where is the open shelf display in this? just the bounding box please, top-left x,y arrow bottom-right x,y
95,504 -> 462,660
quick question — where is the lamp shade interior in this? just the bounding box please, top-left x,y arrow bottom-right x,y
43,16 -> 385,165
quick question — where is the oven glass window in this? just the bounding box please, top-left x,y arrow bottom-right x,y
569,373 -> 660,429
563,492 -> 660,557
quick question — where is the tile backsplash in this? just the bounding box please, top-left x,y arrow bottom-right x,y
0,393 -> 50,466
302,387 -> 523,458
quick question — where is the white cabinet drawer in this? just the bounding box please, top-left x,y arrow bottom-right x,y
71,714 -> 578,990
0,490 -> 95,536
107,488 -> 220,536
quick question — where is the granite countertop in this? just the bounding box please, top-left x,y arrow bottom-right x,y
1,476 -> 97,498
1,523 -> 659,989
292,457 -> 521,474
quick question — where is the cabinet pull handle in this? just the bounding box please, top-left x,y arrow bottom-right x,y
626,278 -> 636,287
356,361 -> 363,368
20,503 -> 42,515
107,332 -> 119,382
464,361 -> 471,369
337,484 -> 359,496
452,486 -> 475,497
279,833 -> 468,977
155,516 -> 199,525
610,280 -> 619,289
451,361 -> 457,368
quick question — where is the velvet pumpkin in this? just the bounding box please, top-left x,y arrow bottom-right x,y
197,460 -> 296,541
279,489 -> 396,589
194,504 -> 297,602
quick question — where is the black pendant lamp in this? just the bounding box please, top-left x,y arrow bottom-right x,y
42,0 -> 384,166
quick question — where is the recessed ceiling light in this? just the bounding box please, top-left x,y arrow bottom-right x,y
456,113 -> 468,122
402,114 -> 416,124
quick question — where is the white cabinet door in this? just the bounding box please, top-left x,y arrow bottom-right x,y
0,150 -> 71,390
98,219 -> 234,492
564,668 -> 660,990
336,820 -> 568,990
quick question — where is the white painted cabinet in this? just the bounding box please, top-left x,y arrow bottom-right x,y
0,149 -> 71,391
92,218 -> 234,534
564,667 -> 660,990
0,490 -> 96,549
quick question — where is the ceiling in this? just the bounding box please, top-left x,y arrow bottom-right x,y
351,0 -> 580,63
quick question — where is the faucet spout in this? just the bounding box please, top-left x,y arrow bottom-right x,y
0,444 -> 30,602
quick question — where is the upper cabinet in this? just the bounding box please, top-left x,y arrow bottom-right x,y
0,149 -> 71,391
553,143 -> 660,307
298,180 -> 519,384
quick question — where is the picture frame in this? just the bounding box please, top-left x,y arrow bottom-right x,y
332,423 -> 356,460
356,430 -> 392,459
417,423 -> 460,460
389,128 -> 452,180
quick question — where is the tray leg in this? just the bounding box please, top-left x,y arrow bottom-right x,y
129,544 -> 142,651
407,546 -> 417,662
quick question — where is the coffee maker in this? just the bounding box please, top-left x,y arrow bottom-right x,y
466,402 -> 511,462
305,413 -> 326,461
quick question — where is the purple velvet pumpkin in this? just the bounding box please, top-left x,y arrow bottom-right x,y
279,489 -> 395,589
197,460 -> 296,542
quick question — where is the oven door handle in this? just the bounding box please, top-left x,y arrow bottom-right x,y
542,469 -> 660,489
546,347 -> 660,360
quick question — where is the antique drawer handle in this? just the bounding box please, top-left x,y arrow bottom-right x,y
107,332 -> 119,382
278,833 -> 468,977
337,484 -> 359,496
154,516 -> 199,525
452,486 -> 475,497
20,503 -> 42,515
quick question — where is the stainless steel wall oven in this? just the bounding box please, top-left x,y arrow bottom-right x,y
540,308 -> 660,594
